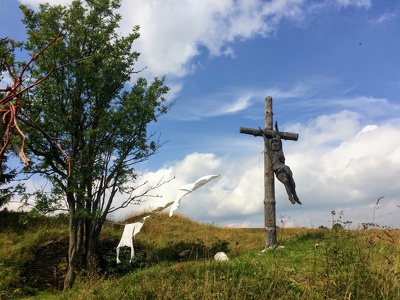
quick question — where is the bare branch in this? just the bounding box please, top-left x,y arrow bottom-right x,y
107,175 -> 174,214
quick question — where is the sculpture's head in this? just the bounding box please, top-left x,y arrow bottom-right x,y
270,138 -> 281,151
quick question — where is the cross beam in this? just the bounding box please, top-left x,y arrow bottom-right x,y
239,96 -> 299,248
239,127 -> 298,141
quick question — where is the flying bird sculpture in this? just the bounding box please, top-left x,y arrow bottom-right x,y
169,174 -> 220,217
115,174 -> 220,263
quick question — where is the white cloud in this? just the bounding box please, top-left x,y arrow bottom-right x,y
369,12 -> 396,25
329,96 -> 400,120
169,78 -> 400,121
9,106 -> 399,229
117,0 -> 308,80
19,0 -> 372,84
169,84 -> 315,120
16,0 -> 376,104
19,0 -> 71,8
335,0 -> 371,8
191,93 -> 255,119
114,110 -> 400,229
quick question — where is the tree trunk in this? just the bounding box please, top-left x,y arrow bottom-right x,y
85,222 -> 102,274
64,210 -> 79,290
64,189 -> 85,290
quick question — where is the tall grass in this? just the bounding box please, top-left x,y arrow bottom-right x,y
33,222 -> 400,299
2,211 -> 400,299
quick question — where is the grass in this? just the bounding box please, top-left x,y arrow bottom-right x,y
1,211 -> 400,299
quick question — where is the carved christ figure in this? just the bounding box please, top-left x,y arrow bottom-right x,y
260,122 -> 301,205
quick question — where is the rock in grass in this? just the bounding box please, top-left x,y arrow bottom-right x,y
214,252 -> 229,261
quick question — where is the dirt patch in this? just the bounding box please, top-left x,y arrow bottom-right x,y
27,238 -> 69,290
27,238 -> 123,290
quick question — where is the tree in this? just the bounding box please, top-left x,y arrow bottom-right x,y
20,0 -> 171,289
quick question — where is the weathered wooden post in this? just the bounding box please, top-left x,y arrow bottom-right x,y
240,96 -> 300,248
263,96 -> 276,247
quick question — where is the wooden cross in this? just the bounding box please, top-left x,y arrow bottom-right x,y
240,96 -> 299,248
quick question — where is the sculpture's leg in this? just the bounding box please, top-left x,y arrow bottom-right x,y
276,172 -> 296,204
289,177 -> 301,205
292,189 -> 301,205
284,184 -> 296,204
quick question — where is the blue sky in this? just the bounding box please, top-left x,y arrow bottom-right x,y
2,0 -> 400,229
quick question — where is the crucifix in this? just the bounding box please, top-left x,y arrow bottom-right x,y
240,96 -> 300,248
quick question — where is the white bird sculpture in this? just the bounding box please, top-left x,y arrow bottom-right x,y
115,174 -> 220,263
169,174 -> 220,217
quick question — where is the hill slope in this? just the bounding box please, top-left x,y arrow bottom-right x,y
1,211 -> 400,299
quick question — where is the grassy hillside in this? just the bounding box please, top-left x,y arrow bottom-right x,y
1,210 -> 400,299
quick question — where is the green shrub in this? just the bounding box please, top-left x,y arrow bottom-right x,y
209,239 -> 230,256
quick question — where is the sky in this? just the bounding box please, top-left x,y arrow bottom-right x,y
1,0 -> 400,229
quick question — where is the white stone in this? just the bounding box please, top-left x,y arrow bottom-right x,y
214,252 -> 229,261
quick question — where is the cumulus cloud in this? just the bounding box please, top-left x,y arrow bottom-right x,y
116,0 -> 372,81
116,0 -> 305,78
18,0 -> 373,86
9,106 -> 400,229
113,110 -> 400,228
